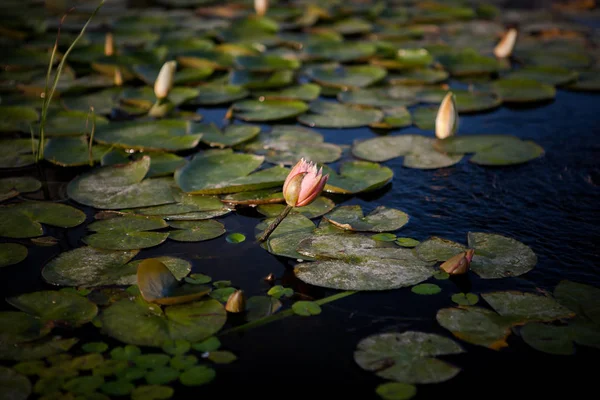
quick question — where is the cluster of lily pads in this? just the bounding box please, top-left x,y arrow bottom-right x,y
1,0 -> 600,399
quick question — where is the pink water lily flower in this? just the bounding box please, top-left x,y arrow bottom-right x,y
283,158 -> 329,207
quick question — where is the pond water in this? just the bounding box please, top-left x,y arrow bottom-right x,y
1,1 -> 600,399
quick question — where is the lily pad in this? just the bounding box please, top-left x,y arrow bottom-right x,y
34,111 -> 109,137
468,232 -> 537,279
43,137 -> 112,167
415,237 -> 466,262
519,322 -> 575,355
199,123 -> 260,148
168,220 -> 226,242
189,84 -> 249,106
323,161 -> 393,194
437,49 -> 504,76
0,177 -> 41,202
352,134 -> 423,163
230,70 -> 295,90
0,201 -> 86,239
338,87 -> 418,108
95,120 -> 203,152
101,298 -> 226,347
0,243 -> 28,267
505,65 -> 578,86
417,88 -> 502,113
493,78 -> 556,103
179,365 -> 215,386
0,139 -> 37,169
67,156 -> 175,209
146,153 -> 188,178
0,312 -> 51,345
323,205 -> 409,232
481,291 -> 574,322
468,140 -> 544,166
235,54 -> 300,71
257,197 -> 335,219
298,101 -> 383,128
175,149 -> 289,195
258,213 -> 317,260
0,105 -> 38,133
42,246 -> 191,287
295,234 -> 434,290
354,331 -> 464,384
411,283 -> 442,295
305,64 -> 387,89
451,293 -> 479,306
554,280 -> 600,324
7,291 -> 97,327
62,88 -> 123,115
233,99 -> 309,122
0,366 -> 31,400
411,106 -> 437,131
292,301 -> 322,316
566,70 -> 600,92
376,382 -> 417,400
388,69 -> 449,85
221,189 -> 283,206
304,41 -> 377,62
83,215 -> 169,251
245,296 -> 282,322
0,337 -> 79,361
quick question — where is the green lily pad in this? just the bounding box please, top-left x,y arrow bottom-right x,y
451,293 -> 479,306
354,331 -> 464,384
235,54 -> 300,71
0,139 -> 37,169
0,105 -> 38,133
0,201 -> 86,239
323,161 -> 393,194
120,86 -> 200,113
505,65 -> 578,86
267,285 -> 294,299
0,177 -> 41,202
225,233 -> 246,244
411,106 -> 437,131
7,291 -> 97,327
82,342 -> 109,353
323,205 -> 409,232
34,111 -> 109,137
188,84 -> 249,106
95,120 -> 203,152
331,17 -> 373,35
257,213 -> 316,260
481,291 -> 574,322
493,78 -> 556,103
554,280 -> 600,324
257,197 -> 335,219
434,134 -> 523,154
304,41 -> 377,62
376,382 -> 417,400
370,106 -> 413,130
61,88 -> 122,115
468,232 -> 537,279
292,301 -> 321,316
221,189 -> 284,206
100,381 -> 135,396
338,87 -> 418,108
0,337 -> 79,361
200,123 -> 260,148
516,49 -> 591,70
168,220 -> 226,242
253,83 -> 321,102
43,137 -> 112,167
233,99 -> 308,122
191,336 -> 220,353
206,350 -> 237,364
101,297 -> 226,347
295,234 -> 434,290
83,215 -> 168,251
0,311 -> 50,345
0,243 -> 28,267
42,246 -> 191,287
170,354 -> 198,371
145,367 -> 179,385
468,140 -> 545,166
437,49 -> 504,76
245,296 -> 282,322
67,156 -> 175,209
388,69 -> 449,85
372,233 -> 397,242
417,88 -> 502,113
146,153 -> 187,178
0,366 -> 31,400
396,238 -> 420,248
305,64 -> 387,89
352,134 -> 423,162
230,70 -> 295,90
298,101 -> 383,128
411,283 -> 442,295
63,376 -> 104,395
131,385 -> 173,400
415,237 -> 466,262
518,323 -> 574,355
175,149 -> 289,195
566,70 -> 600,92
125,192 -> 225,216
179,365 -> 215,386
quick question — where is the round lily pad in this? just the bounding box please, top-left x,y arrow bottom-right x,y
131,385 -> 173,400
145,366 -> 180,385
323,161 -> 393,194
468,232 -> 537,279
0,366 -> 31,400
451,293 -> 479,305
415,237 -> 466,262
44,137 -> 113,167
258,213 -> 316,260
0,139 -> 37,169
396,238 -> 420,248
245,296 -> 282,322
481,291 -> 574,322
298,101 -> 383,128
235,54 -> 300,71
354,331 -> 464,384
0,243 -> 28,267
0,311 -> 50,345
338,87 -> 418,108
417,88 -> 502,113
253,83 -> 321,102
411,106 -> 438,131
324,205 -> 409,232
34,110 -> 109,137
505,65 -> 578,86
411,283 -> 442,295
100,380 -> 135,396
0,106 -> 38,133
62,88 -> 122,115
469,140 -> 544,166
554,280 -> 600,324
168,220 -> 226,242
179,365 -> 215,386
230,69 -> 295,90
67,156 -> 175,209
437,49 -> 504,76
352,134 -> 423,163
519,323 -> 574,355
188,84 -> 249,106
7,291 -> 98,327
292,301 -> 322,316
305,64 -> 387,89
101,298 -> 226,347
83,215 -> 169,250
175,149 -> 289,195
225,233 -> 245,244
566,70 -> 600,92
493,78 -> 556,103
200,123 -> 260,148
257,197 -> 335,219
388,69 -> 448,85
146,153 -> 188,178
233,99 -> 309,122
376,382 -> 417,400
0,337 -> 79,361
0,177 -> 41,201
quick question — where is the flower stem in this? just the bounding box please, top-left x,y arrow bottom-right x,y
257,205 -> 293,243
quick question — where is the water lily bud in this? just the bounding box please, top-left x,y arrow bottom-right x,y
439,250 -> 473,275
264,273 -> 276,283
494,28 -> 518,58
154,60 -> 177,100
114,67 -> 123,87
104,32 -> 114,57
282,158 -> 329,208
225,290 -> 246,313
435,92 -> 458,140
255,0 -> 268,16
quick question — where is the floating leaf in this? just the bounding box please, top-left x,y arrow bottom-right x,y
221,189 -> 283,206
100,380 -> 135,396
437,49 -> 504,76
468,140 -> 544,166
254,83 -> 321,101
417,88 -> 502,113
170,354 -> 198,371
0,337 -> 79,361
200,123 -> 260,148
451,293 -> 479,305
191,337 -> 221,353
519,323 -> 574,355
0,139 -> 37,169
266,286 -> 293,300
372,233 -> 397,242
295,235 -> 434,290
175,149 -> 288,195
468,232 -> 537,279
179,365 -> 215,386
305,64 -> 386,89
354,331 -> 464,384
258,213 -> 316,260
131,385 -> 173,400
110,345 -> 142,361
323,161 -> 393,194
63,375 -> 105,394
257,197 -> 335,219
292,301 -> 322,316
233,99 -> 308,122
411,283 -> 442,295
235,54 -> 300,71
493,78 -> 556,103
0,177 -> 41,202
324,205 -> 409,232
0,243 -> 28,267
7,291 -> 98,327
225,233 -> 246,244
82,342 -> 109,353
0,366 -> 31,400
101,298 -> 226,347
95,120 -> 203,152
137,259 -> 211,305
206,350 -> 237,364
433,271 -> 450,280
396,238 -> 419,248
0,312 -> 50,345
554,280 -> 600,324
44,137 -> 112,167
68,157 -> 175,209
352,134 -> 423,163
62,88 -> 122,115
168,220 -> 226,242
304,41 -> 376,62
411,106 -> 438,131
505,65 -> 578,86
230,70 -> 295,90
388,69 -> 448,85
185,274 -> 211,285
188,84 -> 249,106
376,382 -> 417,400
34,111 -> 109,137
0,105 -> 38,133
338,87 -> 418,108
298,100 -> 383,128
83,215 -> 168,250
481,291 -> 574,322
145,366 -> 179,385
415,237 -> 465,262
566,70 -> 600,92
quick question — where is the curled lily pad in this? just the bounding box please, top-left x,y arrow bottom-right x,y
0,177 -> 40,202
67,157 -> 175,209
324,205 -> 409,232
298,101 -> 383,128
43,137 -> 112,167
101,297 -> 226,347
468,232 -> 537,279
415,237 -> 466,262
0,365 -> 31,400
95,120 -> 203,152
243,125 -> 342,165
199,123 -> 260,148
323,161 -> 393,194
354,331 -> 464,384
167,220 -> 226,242
0,201 -> 86,239
188,84 -> 249,106
175,149 -> 288,195
305,64 -> 387,89
233,99 -> 309,122
0,105 -> 38,133
257,196 -> 335,219
338,87 -> 418,108
0,243 -> 28,267
493,78 -> 556,103
295,235 -> 434,290
505,65 -> 578,86
83,215 -> 168,251
7,291 -> 98,327
0,139 -> 37,169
